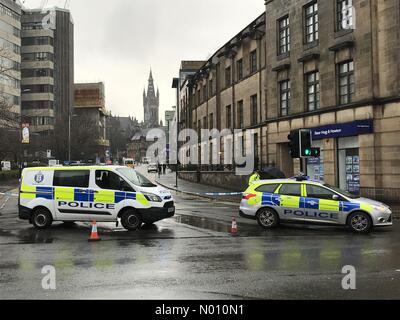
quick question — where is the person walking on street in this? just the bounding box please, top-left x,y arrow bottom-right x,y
157,162 -> 162,178
162,163 -> 166,175
249,170 -> 261,185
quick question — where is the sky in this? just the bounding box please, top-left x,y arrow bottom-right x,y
22,0 -> 265,122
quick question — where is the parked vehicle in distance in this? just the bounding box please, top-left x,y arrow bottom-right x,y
147,163 -> 158,173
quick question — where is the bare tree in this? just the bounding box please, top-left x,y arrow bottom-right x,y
0,46 -> 20,161
70,112 -> 99,161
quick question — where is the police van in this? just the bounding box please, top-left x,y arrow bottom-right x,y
240,177 -> 393,233
19,166 -> 175,230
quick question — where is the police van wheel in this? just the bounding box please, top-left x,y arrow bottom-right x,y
348,212 -> 372,234
121,211 -> 142,231
257,208 -> 279,229
32,208 -> 53,229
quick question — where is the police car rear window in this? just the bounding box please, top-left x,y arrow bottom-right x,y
53,170 -> 90,188
256,184 -> 279,193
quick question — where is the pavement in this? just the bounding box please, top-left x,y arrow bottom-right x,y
0,168 -> 399,300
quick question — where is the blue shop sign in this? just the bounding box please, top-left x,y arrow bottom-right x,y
311,120 -> 373,140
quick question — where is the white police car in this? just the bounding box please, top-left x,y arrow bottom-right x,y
239,176 -> 393,233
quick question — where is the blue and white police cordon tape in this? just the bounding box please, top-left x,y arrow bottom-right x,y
0,192 -> 18,197
189,192 -> 243,196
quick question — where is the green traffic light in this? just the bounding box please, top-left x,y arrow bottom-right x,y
305,149 -> 311,156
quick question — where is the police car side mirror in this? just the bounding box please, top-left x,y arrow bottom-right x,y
332,195 -> 340,201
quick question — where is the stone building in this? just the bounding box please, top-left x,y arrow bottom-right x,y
176,0 -> 400,200
72,82 -> 109,162
143,69 -> 159,129
263,0 -> 400,201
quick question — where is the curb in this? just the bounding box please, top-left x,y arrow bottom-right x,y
155,179 -> 240,204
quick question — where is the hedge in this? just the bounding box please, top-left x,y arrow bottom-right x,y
0,170 -> 20,181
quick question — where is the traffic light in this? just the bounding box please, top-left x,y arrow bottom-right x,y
310,147 -> 321,158
288,130 -> 300,158
300,129 -> 312,158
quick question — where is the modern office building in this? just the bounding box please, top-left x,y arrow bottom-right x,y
20,8 -> 73,159
0,0 -> 21,121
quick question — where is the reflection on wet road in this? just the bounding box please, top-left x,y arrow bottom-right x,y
0,190 -> 399,299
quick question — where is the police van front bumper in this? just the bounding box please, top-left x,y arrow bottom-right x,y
139,201 -> 175,224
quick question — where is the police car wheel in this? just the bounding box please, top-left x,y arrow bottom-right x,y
348,212 -> 372,233
32,208 -> 53,229
121,211 -> 142,231
257,208 -> 279,229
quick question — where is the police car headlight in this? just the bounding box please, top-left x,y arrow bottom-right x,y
143,192 -> 162,202
371,204 -> 386,212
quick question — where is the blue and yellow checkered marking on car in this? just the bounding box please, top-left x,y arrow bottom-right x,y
258,192 -> 363,213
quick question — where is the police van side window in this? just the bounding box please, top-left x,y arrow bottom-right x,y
279,184 -> 301,197
53,170 -> 90,188
95,170 -> 134,192
256,184 -> 279,193
306,185 -> 338,200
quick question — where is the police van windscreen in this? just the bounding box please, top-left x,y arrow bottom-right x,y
117,168 -> 156,187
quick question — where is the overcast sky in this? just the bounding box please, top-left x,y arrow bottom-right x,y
23,0 -> 265,122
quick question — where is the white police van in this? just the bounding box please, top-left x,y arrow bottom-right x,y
19,166 -> 175,230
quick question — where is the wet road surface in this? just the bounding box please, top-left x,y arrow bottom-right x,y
1,181 -> 400,299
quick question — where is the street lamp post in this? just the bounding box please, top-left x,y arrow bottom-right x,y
172,78 -> 179,188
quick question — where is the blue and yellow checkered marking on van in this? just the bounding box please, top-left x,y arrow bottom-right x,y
259,192 -> 363,213
21,186 -> 143,204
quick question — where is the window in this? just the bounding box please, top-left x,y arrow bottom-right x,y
203,116 -> 207,130
279,184 -> 301,197
250,94 -> 258,125
237,100 -> 244,128
21,68 -> 53,78
306,71 -> 320,111
338,60 -> 354,105
95,170 -> 132,191
337,0 -> 353,31
250,50 -> 257,73
22,36 -> 53,46
225,66 -> 231,87
305,2 -> 318,43
202,84 -> 207,102
21,101 -> 54,109
53,170 -> 90,188
209,113 -> 214,129
256,184 -> 279,193
226,105 -> 232,129
254,133 -> 259,166
236,59 -> 243,81
306,185 -> 339,200
208,79 -> 213,97
279,80 -> 291,116
278,16 -> 290,54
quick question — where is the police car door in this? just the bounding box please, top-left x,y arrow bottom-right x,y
54,169 -> 91,221
277,183 -> 304,222
303,184 -> 342,225
92,170 -> 133,221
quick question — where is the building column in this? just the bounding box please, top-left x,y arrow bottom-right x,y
323,138 -> 336,186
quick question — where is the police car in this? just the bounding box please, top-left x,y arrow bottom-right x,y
19,166 -> 175,230
239,176 -> 392,233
